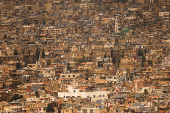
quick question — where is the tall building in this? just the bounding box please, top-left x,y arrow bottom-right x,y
115,16 -> 118,33
149,0 -> 154,3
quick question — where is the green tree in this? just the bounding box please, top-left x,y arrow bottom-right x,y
118,59 -> 121,66
73,58 -> 83,64
28,50 -> 31,55
10,81 -> 22,88
33,54 -> 35,63
2,82 -> 5,89
46,103 -> 55,112
42,85 -> 45,90
112,56 -> 116,64
36,48 -> 40,60
35,91 -> 39,98
147,60 -> 153,66
144,89 -> 148,95
22,49 -> 25,55
16,62 -> 21,69
144,89 -> 149,101
25,60 -> 31,67
137,48 -> 143,56
43,19 -> 46,25
67,61 -> 70,71
42,49 -> 45,58
10,94 -> 22,102
47,59 -> 51,65
0,97 -> 6,101
142,55 -> 146,67
23,18 -> 30,25
104,52 -> 106,58
14,49 -> 18,55
111,49 -> 113,58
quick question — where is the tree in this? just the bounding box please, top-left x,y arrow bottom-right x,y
42,49 -> 45,58
3,82 -> 5,89
111,49 -> 113,58
73,58 -> 83,64
10,81 -> 22,88
115,38 -> 118,43
16,62 -> 21,69
10,94 -> 22,102
104,52 -> 106,58
21,49 -> 25,55
82,54 -> 85,62
67,61 -> 70,71
23,18 -> 30,25
28,49 -> 31,55
25,60 -> 31,67
112,56 -> 116,64
118,59 -> 121,66
87,37 -> 89,44
142,55 -> 146,67
137,48 -> 143,56
144,89 -> 148,95
0,97 -> 6,101
43,19 -> 46,25
42,85 -> 45,90
14,49 -> 18,55
35,91 -> 39,98
144,89 -> 149,101
147,60 -> 153,66
36,48 -> 40,61
33,54 -> 35,63
47,59 -> 51,65
46,103 -> 55,112
144,48 -> 147,55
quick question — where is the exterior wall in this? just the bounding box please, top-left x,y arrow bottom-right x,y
142,87 -> 153,93
4,106 -> 11,112
60,73 -> 80,79
42,70 -> 55,75
58,91 -> 109,102
27,64 -> 37,69
106,76 -> 118,83
81,108 -> 101,113
94,77 -> 106,84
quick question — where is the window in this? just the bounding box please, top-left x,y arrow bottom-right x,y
62,75 -> 65,77
99,95 -> 101,97
103,95 -> 105,97
93,95 -> 95,97
73,75 -> 75,77
74,90 -> 75,92
68,75 -> 70,77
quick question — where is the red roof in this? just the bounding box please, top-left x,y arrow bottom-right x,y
57,65 -> 66,66
39,82 -> 48,84
109,105 -> 112,107
47,65 -> 55,67
78,87 -> 88,89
